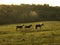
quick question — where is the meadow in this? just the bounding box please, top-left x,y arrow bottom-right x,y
0,21 -> 60,45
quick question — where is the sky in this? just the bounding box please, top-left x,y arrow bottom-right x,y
0,0 -> 60,6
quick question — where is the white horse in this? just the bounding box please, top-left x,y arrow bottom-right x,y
35,23 -> 44,29
16,25 -> 24,31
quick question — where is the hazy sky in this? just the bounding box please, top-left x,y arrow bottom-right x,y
0,0 -> 60,6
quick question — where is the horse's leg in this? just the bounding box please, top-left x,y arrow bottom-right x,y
40,25 -> 42,28
39,26 -> 41,28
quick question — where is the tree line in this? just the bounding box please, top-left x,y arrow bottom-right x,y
0,4 -> 60,25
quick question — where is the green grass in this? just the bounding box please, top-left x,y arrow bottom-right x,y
0,21 -> 60,45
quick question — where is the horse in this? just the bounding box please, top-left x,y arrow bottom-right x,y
35,23 -> 44,29
16,25 -> 24,31
25,25 -> 32,29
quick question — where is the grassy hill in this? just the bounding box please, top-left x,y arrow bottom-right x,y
0,21 -> 60,45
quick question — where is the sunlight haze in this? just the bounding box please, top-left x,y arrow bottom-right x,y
0,0 -> 60,6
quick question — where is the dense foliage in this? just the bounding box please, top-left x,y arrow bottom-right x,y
0,4 -> 60,24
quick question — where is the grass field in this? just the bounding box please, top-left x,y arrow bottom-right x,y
0,21 -> 60,45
